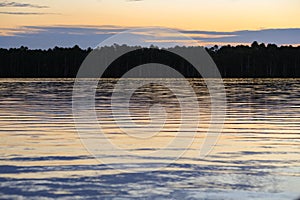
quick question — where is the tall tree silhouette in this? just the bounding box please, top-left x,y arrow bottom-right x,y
0,42 -> 299,78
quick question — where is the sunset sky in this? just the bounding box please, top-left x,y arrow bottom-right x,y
0,0 -> 300,48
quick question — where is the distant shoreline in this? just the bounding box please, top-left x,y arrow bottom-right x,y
1,42 -> 300,78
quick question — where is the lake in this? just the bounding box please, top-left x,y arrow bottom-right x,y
0,78 -> 299,199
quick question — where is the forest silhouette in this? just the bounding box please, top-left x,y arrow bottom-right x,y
0,41 -> 299,78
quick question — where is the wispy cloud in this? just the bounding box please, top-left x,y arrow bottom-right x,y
0,1 -> 48,8
0,25 -> 299,49
0,11 -> 57,15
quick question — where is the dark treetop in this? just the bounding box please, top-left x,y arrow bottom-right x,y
0,42 -> 300,78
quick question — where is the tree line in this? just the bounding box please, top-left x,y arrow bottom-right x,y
0,42 -> 300,78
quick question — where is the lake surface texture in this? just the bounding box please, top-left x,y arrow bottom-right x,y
0,78 -> 299,199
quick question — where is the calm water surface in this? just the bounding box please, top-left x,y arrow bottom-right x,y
0,78 -> 300,199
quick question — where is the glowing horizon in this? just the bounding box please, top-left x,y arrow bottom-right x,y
1,0 -> 300,30
0,0 -> 299,47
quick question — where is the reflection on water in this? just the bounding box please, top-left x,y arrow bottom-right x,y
0,78 -> 300,199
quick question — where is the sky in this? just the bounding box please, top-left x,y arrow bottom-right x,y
0,0 -> 300,48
